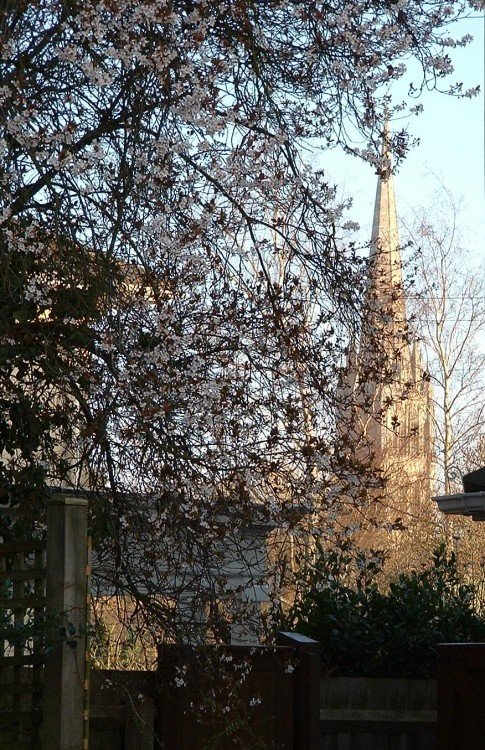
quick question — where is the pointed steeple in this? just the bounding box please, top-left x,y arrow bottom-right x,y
335,124 -> 434,573
367,121 -> 407,338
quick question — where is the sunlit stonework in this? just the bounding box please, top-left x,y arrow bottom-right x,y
343,132 -> 435,569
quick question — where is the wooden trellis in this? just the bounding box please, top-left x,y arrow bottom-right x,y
0,494 -> 89,750
0,539 -> 47,750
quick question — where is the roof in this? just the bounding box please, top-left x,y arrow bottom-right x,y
434,491 -> 485,522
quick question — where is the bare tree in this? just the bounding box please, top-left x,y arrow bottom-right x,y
405,184 -> 485,495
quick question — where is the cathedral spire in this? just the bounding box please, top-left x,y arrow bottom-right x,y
336,126 -> 434,572
367,121 -> 407,333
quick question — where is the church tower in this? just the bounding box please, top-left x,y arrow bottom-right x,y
344,128 -> 434,568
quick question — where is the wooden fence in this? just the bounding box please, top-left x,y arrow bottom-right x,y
89,632 -> 320,750
437,643 -> 485,750
90,665 -> 439,750
0,493 -> 89,750
0,493 -> 451,750
320,676 -> 437,750
89,670 -> 155,750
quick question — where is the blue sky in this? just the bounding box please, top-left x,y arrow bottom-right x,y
317,13 -> 484,262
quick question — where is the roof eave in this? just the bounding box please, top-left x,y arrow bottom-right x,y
433,491 -> 485,521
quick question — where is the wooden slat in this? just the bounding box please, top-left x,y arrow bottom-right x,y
0,570 -> 46,581
0,546 -> 5,660
0,655 -> 44,667
0,597 -> 46,610
320,676 -> 437,711
32,547 -> 45,736
90,705 -> 127,720
320,709 -> 437,724
0,542 -> 46,554
0,709 -> 39,726
84,536 -> 92,750
0,683 -> 43,696
12,550 -> 25,722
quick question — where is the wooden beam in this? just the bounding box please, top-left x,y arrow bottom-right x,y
42,495 -> 88,750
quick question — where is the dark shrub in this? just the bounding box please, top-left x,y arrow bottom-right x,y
289,543 -> 485,678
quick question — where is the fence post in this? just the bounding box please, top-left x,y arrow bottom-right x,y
43,494 -> 88,750
278,632 -> 320,750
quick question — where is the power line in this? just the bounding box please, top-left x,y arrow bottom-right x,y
406,296 -> 485,301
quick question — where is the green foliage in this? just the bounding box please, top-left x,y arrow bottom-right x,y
0,601 -> 85,655
289,543 -> 485,678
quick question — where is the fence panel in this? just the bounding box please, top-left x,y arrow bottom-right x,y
90,636 -> 320,750
437,643 -> 485,750
320,676 -> 437,750
159,645 -> 295,749
89,670 -> 156,750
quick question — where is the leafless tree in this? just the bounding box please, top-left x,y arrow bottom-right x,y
405,183 -> 485,495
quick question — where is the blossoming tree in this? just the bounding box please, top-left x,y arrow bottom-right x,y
0,0 -> 480,650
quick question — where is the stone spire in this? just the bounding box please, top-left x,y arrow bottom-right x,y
367,122 -> 407,337
338,123 -> 409,407
336,124 -> 434,575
